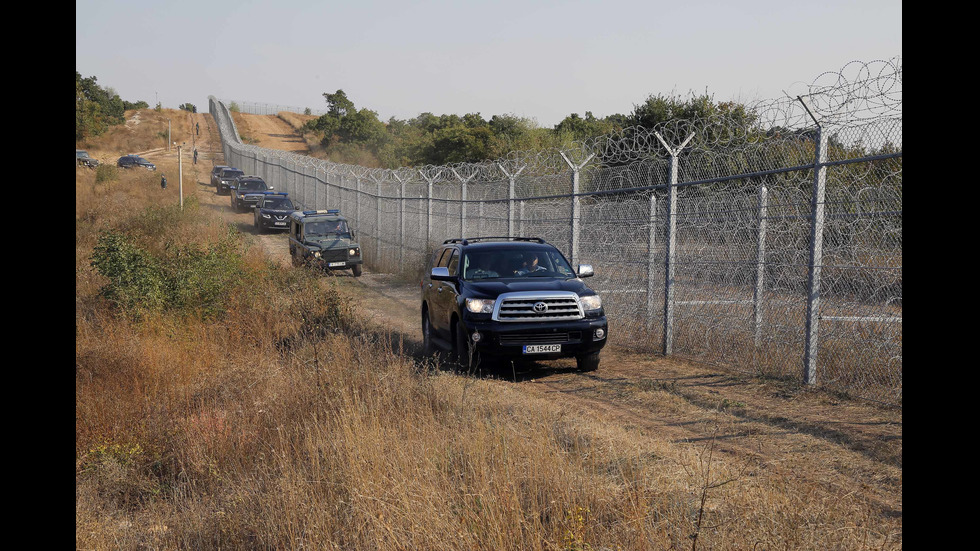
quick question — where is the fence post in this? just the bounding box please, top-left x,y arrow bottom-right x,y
559,152 -> 595,267
499,163 -> 525,237
655,132 -> 694,356
394,174 -> 406,270
452,169 -> 475,239
646,194 -> 658,331
754,183 -> 769,350
802,109 -> 828,386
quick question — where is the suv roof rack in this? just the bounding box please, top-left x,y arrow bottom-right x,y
443,237 -> 547,246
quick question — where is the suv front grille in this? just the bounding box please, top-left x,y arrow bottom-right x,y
498,331 -> 582,345
317,249 -> 347,262
492,292 -> 584,322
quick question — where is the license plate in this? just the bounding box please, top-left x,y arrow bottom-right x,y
274,221 -> 286,226
523,344 -> 561,354
328,261 -> 346,267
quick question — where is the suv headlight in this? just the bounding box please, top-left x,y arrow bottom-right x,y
580,295 -> 602,312
349,248 -> 360,256
465,298 -> 495,314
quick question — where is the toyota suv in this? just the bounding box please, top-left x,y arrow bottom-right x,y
421,237 -> 606,372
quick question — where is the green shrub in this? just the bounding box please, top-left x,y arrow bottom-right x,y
90,226 -> 249,319
95,163 -> 118,185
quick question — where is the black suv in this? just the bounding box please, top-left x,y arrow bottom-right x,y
421,237 -> 607,371
215,167 -> 245,195
253,192 -> 295,232
116,154 -> 156,171
230,176 -> 272,212
210,165 -> 230,187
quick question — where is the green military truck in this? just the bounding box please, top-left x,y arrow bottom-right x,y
287,209 -> 363,277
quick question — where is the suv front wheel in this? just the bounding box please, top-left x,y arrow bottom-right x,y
576,353 -> 600,372
453,321 -> 477,371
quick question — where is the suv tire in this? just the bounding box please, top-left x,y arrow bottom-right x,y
421,310 -> 435,356
576,352 -> 600,372
453,320 -> 477,371
352,264 -> 362,277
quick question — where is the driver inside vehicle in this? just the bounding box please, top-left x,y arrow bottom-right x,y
515,252 -> 548,276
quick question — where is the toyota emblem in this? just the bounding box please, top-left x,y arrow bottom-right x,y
532,301 -> 548,313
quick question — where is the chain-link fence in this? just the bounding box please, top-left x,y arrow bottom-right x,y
209,58 -> 902,405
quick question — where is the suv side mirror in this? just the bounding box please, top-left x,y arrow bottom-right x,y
577,264 -> 594,277
268,185 -> 274,190
431,267 -> 455,281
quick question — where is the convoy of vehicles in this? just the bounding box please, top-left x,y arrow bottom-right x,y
287,209 -> 363,277
420,237 -> 606,372
204,163 -> 608,373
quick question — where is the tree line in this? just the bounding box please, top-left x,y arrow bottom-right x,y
302,89 -> 760,169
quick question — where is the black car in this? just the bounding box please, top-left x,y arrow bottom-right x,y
253,193 -> 296,232
229,176 -> 272,212
215,167 -> 245,195
421,237 -> 607,371
117,154 -> 156,171
209,165 -> 230,187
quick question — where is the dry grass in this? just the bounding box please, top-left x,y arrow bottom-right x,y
77,117 -> 900,549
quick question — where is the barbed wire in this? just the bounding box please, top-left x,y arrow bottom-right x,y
208,57 -> 902,405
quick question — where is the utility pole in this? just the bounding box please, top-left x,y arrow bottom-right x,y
177,142 -> 184,210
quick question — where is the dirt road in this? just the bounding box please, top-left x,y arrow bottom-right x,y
192,113 -> 903,534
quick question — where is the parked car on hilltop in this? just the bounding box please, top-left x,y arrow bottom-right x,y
76,149 -> 99,168
117,154 -> 156,171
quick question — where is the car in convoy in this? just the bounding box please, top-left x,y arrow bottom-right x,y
287,209 -> 363,277
229,176 -> 273,212
76,149 -> 99,168
215,167 -> 245,196
209,165 -> 230,187
420,237 -> 606,371
253,192 -> 296,232
116,154 -> 156,171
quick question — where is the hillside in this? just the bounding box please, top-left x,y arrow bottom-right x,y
76,109 -> 902,549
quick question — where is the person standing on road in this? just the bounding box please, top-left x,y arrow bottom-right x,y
193,148 -> 198,164
160,175 -> 168,189
196,122 -> 200,136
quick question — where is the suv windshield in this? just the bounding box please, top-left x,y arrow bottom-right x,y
462,248 -> 574,280
239,180 -> 267,191
263,197 -> 293,210
305,220 -> 349,236
221,170 -> 243,179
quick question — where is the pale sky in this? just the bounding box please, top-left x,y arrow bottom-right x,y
76,0 -> 901,127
